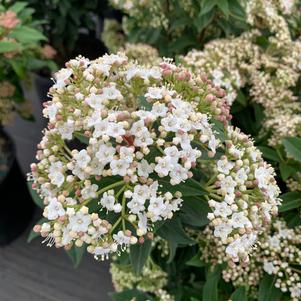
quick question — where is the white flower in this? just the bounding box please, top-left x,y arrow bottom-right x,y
220,176 -> 237,195
95,144 -> 115,165
113,231 -> 131,245
119,146 -> 134,163
263,261 -> 275,275
290,286 -> 301,298
93,120 -> 109,138
213,201 -> 232,218
107,122 -> 126,138
127,198 -> 145,214
137,159 -> 154,178
81,184 -> 98,200
151,103 -> 168,117
110,159 -> 129,176
217,158 -> 234,175
69,211 -> 91,232
44,198 -> 65,220
45,103 -> 59,122
255,166 -> 271,189
100,191 -> 116,211
155,157 -> 173,176
74,150 -> 91,169
145,87 -> 165,99
101,85 -> 122,100
86,94 -> 104,109
214,222 -> 232,241
53,68 -> 72,89
230,212 -> 252,228
58,120 -> 75,140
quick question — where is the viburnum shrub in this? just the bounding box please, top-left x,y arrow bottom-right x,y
29,53 -> 280,266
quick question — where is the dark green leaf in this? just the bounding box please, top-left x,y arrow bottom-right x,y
279,191 -> 301,212
257,146 -> 280,162
157,177 -> 207,197
186,251 -> 205,267
194,9 -> 215,32
279,162 -> 296,181
200,0 -> 216,16
228,0 -> 245,19
110,289 -> 150,301
138,96 -> 152,111
236,90 -> 247,106
27,181 -> 44,208
202,265 -> 223,301
231,287 -> 248,301
130,239 -> 152,275
66,245 -> 85,267
180,197 -> 209,227
157,217 -> 195,262
217,0 -> 229,17
74,132 -> 89,144
258,275 -> 282,301
283,137 -> 301,163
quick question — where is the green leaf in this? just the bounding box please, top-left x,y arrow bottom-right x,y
257,146 -> 280,162
169,35 -> 197,53
283,137 -> 301,162
9,2 -> 28,14
74,132 -> 89,144
138,96 -> 152,111
27,217 -> 47,243
217,0 -> 229,17
236,90 -> 247,106
194,9 -> 215,32
0,41 -> 21,53
110,289 -> 149,301
258,275 -> 282,301
279,191 -> 301,212
231,287 -> 248,301
10,26 -> 47,44
279,162 -> 296,181
157,217 -> 195,262
180,197 -> 209,227
200,0 -> 217,16
66,245 -> 85,267
186,251 -> 205,267
228,0 -> 245,19
129,239 -> 152,275
27,181 -> 44,208
212,119 -> 226,142
202,265 -> 223,301
157,177 -> 207,197
9,59 -> 26,78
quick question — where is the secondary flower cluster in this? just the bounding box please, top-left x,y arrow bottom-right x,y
206,126 -> 280,263
198,220 -> 301,301
110,259 -> 173,301
30,53 -> 230,260
181,0 -> 301,147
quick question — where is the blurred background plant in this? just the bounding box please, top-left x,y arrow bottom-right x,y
25,0 -> 113,65
0,1 -> 56,125
108,0 -> 248,57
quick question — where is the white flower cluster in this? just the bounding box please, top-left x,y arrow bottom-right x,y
30,53 -> 223,260
198,220 -> 301,301
207,126 -> 280,263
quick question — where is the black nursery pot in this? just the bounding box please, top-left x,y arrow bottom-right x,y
0,127 -> 35,246
33,72 -> 53,104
